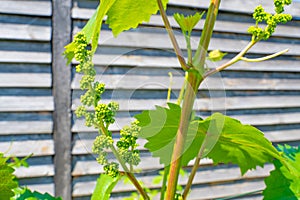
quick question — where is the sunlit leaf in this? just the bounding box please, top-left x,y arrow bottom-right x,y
173,12 -> 204,34
0,153 -> 18,199
91,173 -> 120,200
135,103 -> 205,166
106,0 -> 169,36
136,106 -> 279,175
263,145 -> 300,199
204,113 -> 280,175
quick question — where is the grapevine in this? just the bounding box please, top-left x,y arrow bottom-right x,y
64,0 -> 297,199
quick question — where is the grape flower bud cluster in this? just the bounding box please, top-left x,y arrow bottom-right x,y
73,32 -> 141,177
117,121 -> 141,166
248,0 -> 292,41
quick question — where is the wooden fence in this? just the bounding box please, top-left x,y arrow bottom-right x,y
0,0 -> 300,199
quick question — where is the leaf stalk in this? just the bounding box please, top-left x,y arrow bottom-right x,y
240,49 -> 289,62
157,0 -> 190,71
204,40 -> 256,78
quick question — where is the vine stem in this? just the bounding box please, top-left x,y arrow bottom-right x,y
160,166 -> 170,200
156,0 -> 190,71
182,40 -> 256,199
240,48 -> 289,62
182,131 -> 214,199
165,0 -> 221,199
203,40 -> 256,79
166,72 -> 202,199
192,0 -> 221,73
98,123 -> 150,200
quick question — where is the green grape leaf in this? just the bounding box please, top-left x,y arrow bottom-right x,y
204,113 -> 280,175
106,0 -> 169,36
173,12 -> 204,34
64,0 -> 117,64
135,103 -> 205,166
91,173 -> 120,200
136,105 -> 279,175
16,188 -> 62,200
263,145 -> 300,199
0,153 -> 18,200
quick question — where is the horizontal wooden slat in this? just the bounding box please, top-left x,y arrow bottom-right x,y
169,0 -> 300,17
72,0 -> 300,18
72,96 -> 300,112
0,23 -> 51,41
74,54 -> 300,72
0,0 -> 52,16
72,128 -> 300,156
0,51 -> 51,63
0,96 -> 54,112
72,112 -> 300,133
24,184 -> 54,196
72,9 -> 300,38
72,74 -> 300,91
0,73 -> 51,88
146,15 -> 300,38
72,156 -> 212,177
75,180 -> 264,199
265,129 -> 300,142
15,164 -> 54,178
72,157 -> 161,177
0,140 -> 54,157
94,30 -> 300,55
0,121 -> 53,135
72,164 -> 272,197
180,180 -> 265,200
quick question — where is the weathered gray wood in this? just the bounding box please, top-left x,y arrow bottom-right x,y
74,28 -> 300,55
72,112 -> 300,133
72,8 -> 300,38
0,51 -> 51,63
25,184 -> 54,196
0,121 -> 52,135
72,96 -> 300,112
72,157 -> 161,177
0,140 -> 54,157
0,0 -> 52,16
0,23 -> 51,41
106,180 -> 264,200
168,0 -> 300,17
52,0 -> 72,199
72,74 -> 300,91
78,54 -> 300,72
72,164 -> 272,196
15,164 -> 54,178
0,73 -> 51,87
0,96 -> 53,112
185,180 -> 265,200
265,129 -> 300,142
